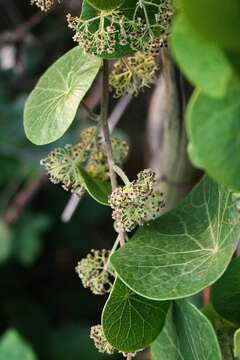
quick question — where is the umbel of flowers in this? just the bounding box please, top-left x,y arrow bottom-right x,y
66,0 -> 174,56
75,249 -> 113,295
90,324 -> 137,358
40,127 -> 129,195
109,168 -> 165,232
109,51 -> 159,97
31,0 -> 58,11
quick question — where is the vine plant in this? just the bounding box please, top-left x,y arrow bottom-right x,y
24,0 -> 240,359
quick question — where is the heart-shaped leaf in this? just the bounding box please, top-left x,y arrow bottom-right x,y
24,47 -> 102,145
186,84 -> 240,191
111,176 -> 239,300
171,16 -> 233,98
212,257 -> 240,325
102,278 -> 169,352
151,300 -> 222,360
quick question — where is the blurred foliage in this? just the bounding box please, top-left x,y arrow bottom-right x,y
0,1 -> 121,358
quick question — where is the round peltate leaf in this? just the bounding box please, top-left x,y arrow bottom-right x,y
86,0 -> 124,10
102,278 -> 169,352
111,176 -> 240,300
24,47 -> 102,145
151,300 -> 222,360
180,0 -> 240,50
212,257 -> 240,324
171,16 -> 233,98
186,84 -> 240,191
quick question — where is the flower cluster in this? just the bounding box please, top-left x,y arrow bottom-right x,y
90,325 -> 115,354
75,249 -> 113,295
109,169 -> 165,232
67,0 -> 173,56
109,51 -> 158,97
40,127 -> 129,195
67,11 -> 130,56
90,325 -> 137,357
31,0 -> 58,11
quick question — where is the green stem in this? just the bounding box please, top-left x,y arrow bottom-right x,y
101,60 -> 118,190
101,60 -> 125,247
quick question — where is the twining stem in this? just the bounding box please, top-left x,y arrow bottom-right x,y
101,60 -> 118,190
101,59 -> 125,247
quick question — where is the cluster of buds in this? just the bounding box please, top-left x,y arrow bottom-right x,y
40,127 -> 129,195
90,325 -> 137,357
90,325 -> 115,354
75,249 -> 113,295
109,51 -> 158,97
67,12 -> 130,56
67,0 -> 173,56
31,0 -> 58,11
109,169 -> 165,232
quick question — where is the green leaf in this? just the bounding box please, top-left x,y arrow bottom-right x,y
234,329 -> 240,357
212,257 -> 240,325
0,329 -> 36,360
111,176 -> 240,300
0,221 -> 12,264
186,84 -> 240,191
151,300 -> 222,360
78,166 -> 111,206
151,309 -> 177,360
102,278 -> 169,352
86,0 -> 124,10
80,1 -> 134,59
80,0 -> 163,59
24,47 -> 102,145
179,0 -> 240,50
170,16 -> 233,98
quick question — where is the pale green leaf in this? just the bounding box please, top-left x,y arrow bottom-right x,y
186,84 -> 240,191
212,257 -> 240,324
151,300 -> 222,360
111,176 -> 239,300
102,278 -> 169,352
0,329 -> 36,360
78,167 -> 111,206
234,329 -> 240,357
24,47 -> 102,145
171,16 -> 233,98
